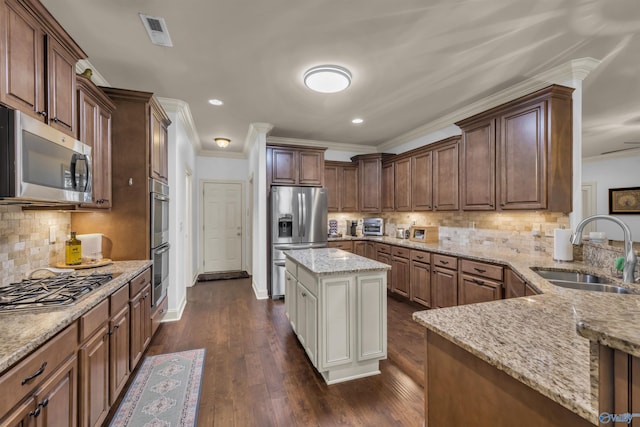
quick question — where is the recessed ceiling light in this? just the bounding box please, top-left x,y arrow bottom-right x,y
208,99 -> 224,106
215,138 -> 230,148
303,65 -> 352,93
352,118 -> 364,124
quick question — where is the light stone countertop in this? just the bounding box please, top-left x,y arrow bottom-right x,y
0,260 -> 152,374
284,248 -> 390,275
330,235 -> 640,425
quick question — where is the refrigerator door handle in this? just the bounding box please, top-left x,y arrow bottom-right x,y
301,193 -> 306,237
297,193 -> 303,237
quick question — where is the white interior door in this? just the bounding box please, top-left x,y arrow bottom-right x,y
203,181 -> 243,272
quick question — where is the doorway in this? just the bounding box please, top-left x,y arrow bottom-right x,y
202,181 -> 243,272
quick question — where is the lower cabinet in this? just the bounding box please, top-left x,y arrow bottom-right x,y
391,246 -> 410,297
285,268 -> 297,332
79,320 -> 110,427
505,268 -> 539,297
376,244 -> 392,290
327,240 -> 354,252
432,254 -> 458,308
458,259 -> 504,305
285,259 -> 387,384
410,250 -> 431,308
129,270 -> 152,369
353,241 -> 366,257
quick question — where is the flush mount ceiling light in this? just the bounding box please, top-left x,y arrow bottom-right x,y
352,118 -> 364,124
208,99 -> 224,106
303,65 -> 352,93
215,138 -> 230,148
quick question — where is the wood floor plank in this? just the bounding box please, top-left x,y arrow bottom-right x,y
104,278 -> 425,426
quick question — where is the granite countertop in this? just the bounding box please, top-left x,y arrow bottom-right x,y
330,235 -> 640,425
284,248 -> 390,275
0,260 -> 152,374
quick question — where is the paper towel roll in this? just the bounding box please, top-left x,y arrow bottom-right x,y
553,228 -> 573,261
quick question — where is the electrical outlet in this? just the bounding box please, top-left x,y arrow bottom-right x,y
49,226 -> 56,244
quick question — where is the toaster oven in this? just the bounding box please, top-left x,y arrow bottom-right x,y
363,217 -> 384,236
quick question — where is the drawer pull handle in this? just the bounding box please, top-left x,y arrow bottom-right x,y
440,260 -> 449,265
472,279 -> 485,285
30,407 -> 41,417
39,398 -> 49,408
22,362 -> 47,385
474,268 -> 486,273
416,255 -> 424,259
301,292 -> 307,297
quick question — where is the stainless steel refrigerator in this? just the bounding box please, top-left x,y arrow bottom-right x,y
270,186 -> 327,298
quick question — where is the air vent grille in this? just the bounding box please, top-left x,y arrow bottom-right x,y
139,14 -> 173,47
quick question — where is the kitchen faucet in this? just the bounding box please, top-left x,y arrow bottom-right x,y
571,215 -> 637,283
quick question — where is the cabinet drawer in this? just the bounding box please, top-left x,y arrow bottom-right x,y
410,250 -> 430,263
0,322 -> 78,416
461,259 -> 503,281
328,241 -> 354,252
391,246 -> 409,258
110,284 -> 130,316
432,254 -> 457,269
80,299 -> 109,342
376,244 -> 391,255
129,268 -> 152,297
151,295 -> 168,337
297,266 -> 318,297
285,258 -> 297,278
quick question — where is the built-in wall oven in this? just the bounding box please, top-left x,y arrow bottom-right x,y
150,179 -> 169,307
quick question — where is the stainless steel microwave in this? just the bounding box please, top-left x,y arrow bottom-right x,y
0,106 -> 92,204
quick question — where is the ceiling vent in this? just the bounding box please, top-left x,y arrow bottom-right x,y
139,14 -> 173,47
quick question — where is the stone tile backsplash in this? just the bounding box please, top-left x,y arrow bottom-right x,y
0,206 -> 70,286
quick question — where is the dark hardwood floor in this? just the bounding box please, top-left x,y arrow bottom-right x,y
109,278 -> 427,426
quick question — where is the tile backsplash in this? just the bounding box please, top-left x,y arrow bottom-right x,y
0,206 -> 70,285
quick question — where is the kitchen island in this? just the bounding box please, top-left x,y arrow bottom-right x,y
284,248 -> 390,384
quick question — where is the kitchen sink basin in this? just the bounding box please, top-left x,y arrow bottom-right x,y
531,268 -> 632,294
530,268 -> 611,284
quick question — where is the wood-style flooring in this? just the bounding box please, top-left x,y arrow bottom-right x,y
108,278 -> 427,426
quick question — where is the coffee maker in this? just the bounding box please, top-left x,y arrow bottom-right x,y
346,220 -> 358,237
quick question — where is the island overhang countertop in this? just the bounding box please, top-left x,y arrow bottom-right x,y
283,248 -> 391,275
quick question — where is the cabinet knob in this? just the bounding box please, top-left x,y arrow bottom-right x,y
51,117 -> 60,123
30,407 -> 41,418
301,292 -> 307,297
37,111 -> 47,118
39,398 -> 49,408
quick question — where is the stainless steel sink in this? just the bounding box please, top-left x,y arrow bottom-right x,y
531,268 -> 611,284
530,268 -> 632,294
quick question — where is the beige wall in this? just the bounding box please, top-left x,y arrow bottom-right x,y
0,206 -> 70,285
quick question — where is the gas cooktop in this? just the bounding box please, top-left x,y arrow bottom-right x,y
0,273 -> 115,311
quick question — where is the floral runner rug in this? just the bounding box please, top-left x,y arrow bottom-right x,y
109,348 -> 205,427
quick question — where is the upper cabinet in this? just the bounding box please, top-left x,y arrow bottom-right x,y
268,145 -> 326,187
352,153 -> 394,213
0,0 -> 86,137
150,101 -> 170,183
324,161 -> 358,212
381,162 -> 394,212
432,139 -> 459,211
394,157 -> 411,211
457,85 -> 574,212
411,150 -> 432,211
77,73 -> 116,208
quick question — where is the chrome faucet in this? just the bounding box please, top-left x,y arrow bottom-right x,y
571,215 -> 637,283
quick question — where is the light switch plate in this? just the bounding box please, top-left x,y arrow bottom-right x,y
49,226 -> 56,244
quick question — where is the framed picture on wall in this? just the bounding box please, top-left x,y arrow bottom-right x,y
609,187 -> 640,214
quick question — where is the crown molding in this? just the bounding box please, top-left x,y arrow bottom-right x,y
197,149 -> 248,159
243,122 -> 274,156
75,59 -> 111,87
378,57 -> 602,152
266,136 -> 378,154
157,97 -> 202,153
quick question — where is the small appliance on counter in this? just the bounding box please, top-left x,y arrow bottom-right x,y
363,218 -> 384,236
346,220 -> 358,237
396,228 -> 410,239
329,219 -> 338,237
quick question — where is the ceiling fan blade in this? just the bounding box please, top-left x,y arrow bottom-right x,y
623,141 -> 640,145
601,146 -> 640,155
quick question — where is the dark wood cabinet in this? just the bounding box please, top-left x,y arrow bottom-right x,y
391,246 -> 410,297
130,282 -> 152,369
268,145 -> 326,187
459,259 -> 503,305
376,244 -> 392,290
432,254 -> 458,308
327,240 -> 353,252
0,0 -> 85,137
324,161 -> 358,212
77,74 -> 116,209
394,158 -> 411,211
150,101 -> 170,183
79,322 -> 110,427
433,139 -> 459,211
354,241 -> 366,257
460,118 -> 496,210
457,85 -> 574,212
109,305 -> 129,406
410,250 -> 431,307
381,162 -> 394,212
352,154 -> 393,213
411,150 -> 432,211
505,268 -> 526,299
365,241 -> 376,259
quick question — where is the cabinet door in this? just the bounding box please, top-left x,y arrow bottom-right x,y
377,252 -> 392,290
365,242 -> 376,260
150,108 -> 168,183
320,276 -> 352,369
433,141 -> 459,211
381,162 -> 394,212
461,119 -> 496,210
141,286 -> 152,351
285,270 -> 297,331
298,151 -> 323,186
353,241 -> 366,257
271,148 -> 297,185
35,355 -> 77,427
0,396 -> 37,427
432,267 -> 457,308
0,0 -> 46,118
410,260 -> 431,307
391,256 -> 410,297
324,165 -> 339,212
109,306 -> 129,405
357,274 -> 386,361
296,282 -> 317,367
79,324 -> 109,427
394,158 -> 411,211
411,151 -> 432,211
504,269 -> 526,299
498,102 -> 546,210
46,36 -> 76,137
341,166 -> 359,212
295,282 -> 307,348
359,158 -> 382,212
459,275 -> 502,305
129,294 -> 143,368
96,108 -> 113,207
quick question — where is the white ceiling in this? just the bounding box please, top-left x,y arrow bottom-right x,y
41,0 -> 640,158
